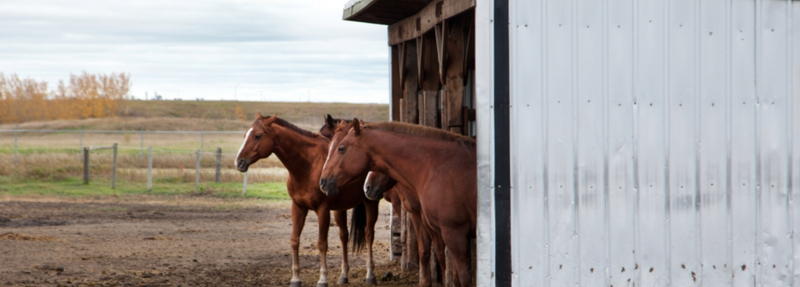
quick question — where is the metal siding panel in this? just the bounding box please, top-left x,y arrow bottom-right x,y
756,0 -> 792,285
730,1 -> 758,286
606,1 -> 637,286
667,0 -> 700,285
576,0 -> 607,285
698,0 -> 733,285
509,0 -> 547,285
545,0 -> 578,284
793,3 -> 800,286
636,0 -> 670,285
475,0 -> 495,286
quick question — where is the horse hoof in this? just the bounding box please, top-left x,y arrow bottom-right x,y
316,283 -> 328,287
290,281 -> 302,287
366,277 -> 377,285
337,277 -> 348,284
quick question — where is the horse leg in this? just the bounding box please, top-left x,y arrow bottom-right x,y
290,203 -> 309,287
412,215 -> 432,287
430,231 -> 447,284
316,208 -> 331,287
441,229 -> 471,287
333,210 -> 349,284
364,201 -> 380,285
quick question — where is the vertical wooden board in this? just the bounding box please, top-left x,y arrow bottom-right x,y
422,91 -> 438,127
698,0 -> 732,285
421,32 -> 441,91
405,40 -> 419,124
793,3 -> 800,286
445,18 -> 465,134
509,0 -> 547,285
636,0 -> 669,285
729,0 -> 757,285
391,45 -> 402,122
756,0 -> 792,285
575,0 -> 607,285
545,0 -> 578,285
606,0 -> 637,286
666,0 -> 699,285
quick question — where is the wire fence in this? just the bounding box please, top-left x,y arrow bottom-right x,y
0,128 -> 287,196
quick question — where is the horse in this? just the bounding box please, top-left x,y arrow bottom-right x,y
320,115 -> 444,286
235,113 -> 380,287
319,119 -> 477,286
364,171 -> 447,287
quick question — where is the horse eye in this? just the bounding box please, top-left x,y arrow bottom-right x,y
254,134 -> 262,140
337,146 -> 345,153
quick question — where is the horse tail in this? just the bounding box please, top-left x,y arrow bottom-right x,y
349,202 -> 367,254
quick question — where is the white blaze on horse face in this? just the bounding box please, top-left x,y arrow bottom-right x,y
235,128 -> 253,166
364,171 -> 374,193
321,137 -> 337,174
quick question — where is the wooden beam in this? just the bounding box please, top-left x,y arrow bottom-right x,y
388,0 -> 475,45
403,40 -> 419,124
391,44 -> 402,121
422,91 -> 439,127
434,22 -> 446,85
444,16 -> 465,134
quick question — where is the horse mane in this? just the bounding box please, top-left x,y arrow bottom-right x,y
363,121 -> 475,145
268,116 -> 320,138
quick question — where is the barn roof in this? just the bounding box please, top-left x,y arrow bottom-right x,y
342,0 -> 432,25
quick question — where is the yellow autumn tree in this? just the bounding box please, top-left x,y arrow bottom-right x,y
234,105 -> 246,121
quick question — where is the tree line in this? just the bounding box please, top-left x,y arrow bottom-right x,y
0,72 -> 130,125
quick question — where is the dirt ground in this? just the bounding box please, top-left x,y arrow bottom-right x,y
0,195 -> 418,287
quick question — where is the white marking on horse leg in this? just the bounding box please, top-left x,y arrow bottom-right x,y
234,128 -> 253,166
340,255 -> 349,281
364,171 -> 374,192
290,244 -> 301,283
366,243 -> 375,281
318,249 -> 328,284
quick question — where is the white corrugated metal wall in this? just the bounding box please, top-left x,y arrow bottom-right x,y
476,0 -> 800,286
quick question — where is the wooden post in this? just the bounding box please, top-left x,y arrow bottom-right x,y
13,124 -> 18,167
215,148 -> 222,183
444,17 -> 466,134
195,150 -> 200,192
404,40 -> 419,124
242,172 -> 248,196
147,147 -> 153,192
83,147 -> 89,184
111,143 -> 118,189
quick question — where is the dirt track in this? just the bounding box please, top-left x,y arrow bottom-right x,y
0,195 -> 417,286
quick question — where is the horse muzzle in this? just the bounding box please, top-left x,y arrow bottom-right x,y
319,177 -> 339,196
236,158 -> 250,172
364,185 -> 383,201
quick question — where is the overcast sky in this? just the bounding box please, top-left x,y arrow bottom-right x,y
0,0 -> 389,103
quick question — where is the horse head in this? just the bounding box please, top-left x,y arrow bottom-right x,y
318,114 -> 351,140
363,171 -> 396,201
234,112 -> 278,172
319,118 -> 371,196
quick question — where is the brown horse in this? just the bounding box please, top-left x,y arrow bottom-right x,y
364,171 -> 447,287
319,120 -> 477,286
235,114 -> 379,287
320,116 -> 443,286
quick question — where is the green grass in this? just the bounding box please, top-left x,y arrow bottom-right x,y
0,176 -> 289,200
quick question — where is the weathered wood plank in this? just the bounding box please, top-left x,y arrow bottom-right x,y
388,0 -> 475,45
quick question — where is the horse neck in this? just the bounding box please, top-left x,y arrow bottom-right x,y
270,125 -> 326,177
361,129 -> 453,191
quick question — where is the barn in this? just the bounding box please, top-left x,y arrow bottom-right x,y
344,0 -> 799,286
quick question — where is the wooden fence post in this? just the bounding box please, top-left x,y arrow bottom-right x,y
111,143 -> 117,189
83,147 -> 89,184
147,147 -> 153,192
215,148 -> 222,183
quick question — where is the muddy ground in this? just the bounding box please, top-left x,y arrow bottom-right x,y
0,195 -> 418,286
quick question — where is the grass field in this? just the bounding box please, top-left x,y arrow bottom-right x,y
0,100 -> 388,200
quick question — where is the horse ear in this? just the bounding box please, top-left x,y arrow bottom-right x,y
353,118 -> 361,136
325,114 -> 335,128
263,113 -> 278,127
255,112 -> 263,120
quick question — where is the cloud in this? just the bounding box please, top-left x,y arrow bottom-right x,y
0,0 -> 389,103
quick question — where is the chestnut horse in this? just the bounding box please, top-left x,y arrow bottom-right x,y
319,120 -> 477,286
320,116 -> 443,286
235,114 -> 379,287
364,171 -> 447,287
